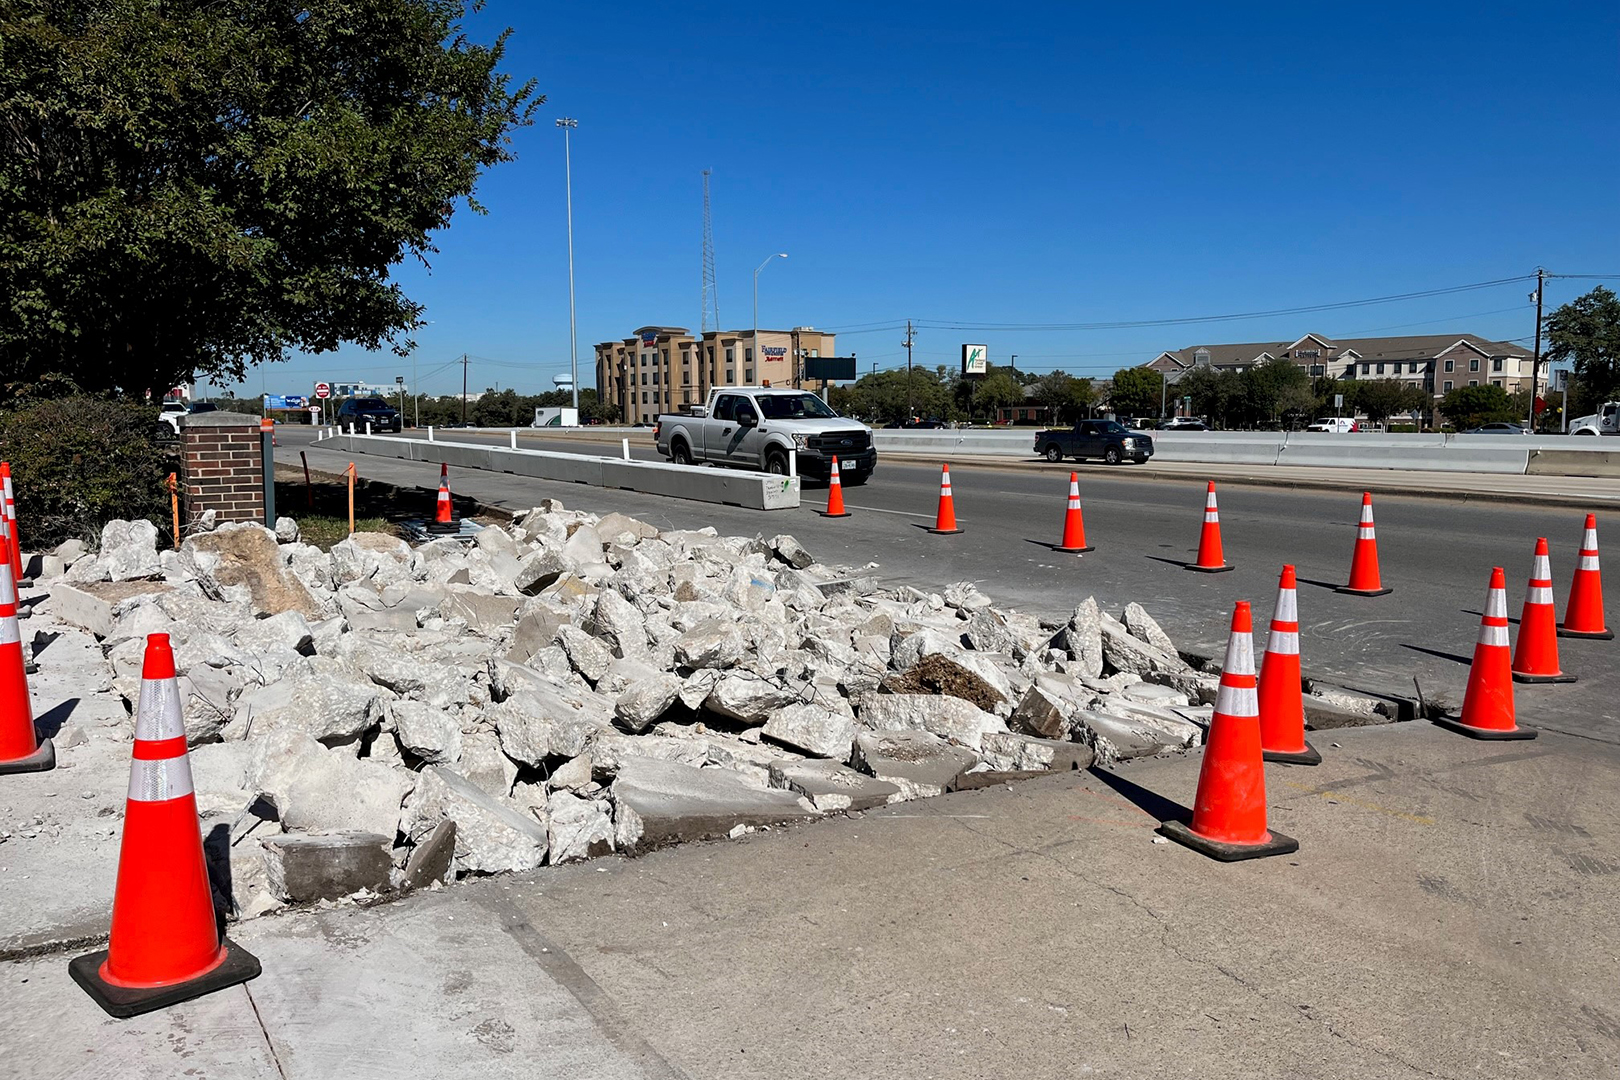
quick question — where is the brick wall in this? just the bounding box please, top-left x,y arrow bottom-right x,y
180,414 -> 265,526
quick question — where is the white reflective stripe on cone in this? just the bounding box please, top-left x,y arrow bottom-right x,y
1266,629 -> 1300,655
1583,529 -> 1599,548
1478,623 -> 1510,647
1527,586 -> 1554,604
1579,555 -> 1600,570
1221,627 -> 1255,676
0,562 -> 13,607
1533,555 -> 1551,577
1275,589 -> 1298,622
0,617 -> 19,647
1217,685 -> 1259,718
133,679 -> 186,741
127,755 -> 195,802
1485,587 -> 1508,619
1358,526 -> 1376,539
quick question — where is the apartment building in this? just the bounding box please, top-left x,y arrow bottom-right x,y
596,325 -> 837,425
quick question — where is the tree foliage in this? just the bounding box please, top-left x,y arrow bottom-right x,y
1543,286 -> 1620,414
1030,371 -> 1096,424
1108,366 -> 1163,416
1349,378 -> 1429,426
1439,383 -> 1514,430
0,0 -> 539,400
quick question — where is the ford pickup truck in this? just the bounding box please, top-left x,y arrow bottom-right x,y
1034,419 -> 1153,464
655,387 -> 876,483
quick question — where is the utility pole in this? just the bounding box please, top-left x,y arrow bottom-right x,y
903,319 -> 916,422
1529,266 -> 1545,432
460,353 -> 469,426
557,118 -> 579,411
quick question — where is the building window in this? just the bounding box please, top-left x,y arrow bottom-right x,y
1443,380 -> 1453,391
1469,380 -> 1478,386
1309,364 -> 1324,376
1492,379 -> 1503,387
725,369 -> 734,382
1492,358 -> 1503,372
662,349 -> 670,363
1375,363 -> 1385,375
652,371 -> 660,385
1444,359 -> 1454,372
725,347 -> 734,363
1361,363 -> 1370,375
641,391 -> 649,404
744,369 -> 753,383
1470,358 -> 1480,372
745,348 -> 753,362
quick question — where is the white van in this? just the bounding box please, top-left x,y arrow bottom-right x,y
1305,417 -> 1359,433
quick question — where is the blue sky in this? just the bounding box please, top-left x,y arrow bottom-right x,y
223,1 -> 1620,398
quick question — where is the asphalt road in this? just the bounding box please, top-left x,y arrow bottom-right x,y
283,428 -> 1620,743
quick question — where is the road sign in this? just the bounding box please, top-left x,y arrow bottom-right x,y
961,344 -> 988,377
314,382 -> 331,400
1334,393 -> 1344,409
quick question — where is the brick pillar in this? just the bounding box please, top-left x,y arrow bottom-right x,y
180,413 -> 266,526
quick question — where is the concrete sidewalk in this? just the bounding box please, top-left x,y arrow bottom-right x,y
6,721 -> 1615,1078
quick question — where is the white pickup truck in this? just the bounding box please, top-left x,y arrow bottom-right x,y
1570,401 -> 1620,437
654,386 -> 876,483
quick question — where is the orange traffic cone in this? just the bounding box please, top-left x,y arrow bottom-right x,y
1158,600 -> 1299,860
1186,481 -> 1233,573
1,462 -> 24,587
1337,492 -> 1392,596
1512,538 -> 1575,683
1559,514 -> 1611,639
1053,472 -> 1093,553
0,516 -> 52,775
927,464 -> 963,535
1435,568 -> 1537,741
1258,565 -> 1319,765
821,456 -> 852,518
69,634 -> 260,1017
429,463 -> 457,533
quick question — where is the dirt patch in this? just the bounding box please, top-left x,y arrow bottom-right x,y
883,654 -> 1004,712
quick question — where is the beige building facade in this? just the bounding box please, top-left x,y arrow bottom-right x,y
596,326 -> 837,425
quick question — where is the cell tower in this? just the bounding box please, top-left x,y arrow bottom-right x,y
701,169 -> 720,333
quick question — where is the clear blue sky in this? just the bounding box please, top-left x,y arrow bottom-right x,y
222,1 -> 1620,398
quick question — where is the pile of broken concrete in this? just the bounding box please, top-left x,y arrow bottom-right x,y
24,505 -> 1248,918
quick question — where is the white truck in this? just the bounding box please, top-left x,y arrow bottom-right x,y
654,386 -> 876,483
531,407 -> 579,428
1570,402 -> 1620,436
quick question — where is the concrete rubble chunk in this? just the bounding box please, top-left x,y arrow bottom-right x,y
1061,597 -> 1105,678
404,766 -> 549,875
249,730 -> 415,839
588,730 -> 711,774
768,758 -> 899,812
456,731 -> 519,799
548,791 -> 615,863
99,519 -> 163,582
769,534 -> 815,570
1100,615 -> 1191,677
330,531 -> 413,587
704,673 -> 798,724
439,589 -> 520,635
614,673 -> 684,734
851,730 -> 979,800
401,820 -> 457,890
491,685 -> 613,765
595,513 -> 659,547
274,517 -> 300,543
506,604 -> 572,662
675,619 -> 747,669
978,731 -> 1095,773
586,588 -> 646,657
228,672 -> 384,746
762,703 -> 858,760
944,581 -> 995,613
858,693 -> 1006,751
1123,602 -> 1177,655
514,549 -> 575,596
1071,707 -> 1201,764
390,701 -> 463,764
1009,683 -> 1070,741
558,623 -> 615,684
561,523 -> 605,565
609,758 -> 816,854
262,832 -> 392,903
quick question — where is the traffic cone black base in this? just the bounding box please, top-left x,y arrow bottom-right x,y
1335,584 -> 1393,597
1557,626 -> 1614,640
1432,716 -> 1538,741
0,737 -> 53,775
1511,670 -> 1577,685
1184,563 -> 1234,574
1053,543 -> 1094,554
1156,818 -> 1298,862
820,508 -> 852,519
69,939 -> 261,1019
1262,741 -> 1321,767
426,522 -> 460,535
927,526 -> 964,536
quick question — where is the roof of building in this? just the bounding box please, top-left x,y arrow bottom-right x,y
1151,332 -> 1529,369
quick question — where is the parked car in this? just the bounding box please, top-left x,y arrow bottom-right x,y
1034,419 -> 1153,465
1463,422 -> 1530,435
336,396 -> 403,433
655,387 -> 876,482
1306,417 -> 1360,433
1160,417 -> 1208,431
902,419 -> 947,429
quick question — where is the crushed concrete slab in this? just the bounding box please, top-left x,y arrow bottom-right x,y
262,831 -> 393,903
851,730 -> 979,800
610,758 -> 816,853
768,758 -> 900,812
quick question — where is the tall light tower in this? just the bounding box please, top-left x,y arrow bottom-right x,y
557,118 -> 579,410
753,252 -> 787,383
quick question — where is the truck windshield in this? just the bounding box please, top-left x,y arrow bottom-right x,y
756,393 -> 837,420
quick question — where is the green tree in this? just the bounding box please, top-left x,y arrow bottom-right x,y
973,372 -> 1025,420
1543,286 -> 1620,415
1351,378 -> 1429,427
1178,367 -> 1240,428
0,1 -> 539,400
1440,384 -> 1514,430
1108,366 -> 1164,417
1240,358 -> 1311,426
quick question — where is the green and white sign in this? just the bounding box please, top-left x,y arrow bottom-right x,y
961,344 -> 988,377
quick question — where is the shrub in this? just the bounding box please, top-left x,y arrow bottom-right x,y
0,396 -> 174,547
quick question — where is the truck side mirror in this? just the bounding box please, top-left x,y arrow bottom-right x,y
737,412 -> 757,428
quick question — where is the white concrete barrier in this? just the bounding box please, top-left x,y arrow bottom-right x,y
323,434 -> 797,510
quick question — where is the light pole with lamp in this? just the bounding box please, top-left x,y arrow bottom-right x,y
395,376 -> 405,425
753,252 -> 787,384
557,118 -> 579,411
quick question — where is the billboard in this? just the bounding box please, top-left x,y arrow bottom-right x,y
961,344 -> 989,376
265,394 -> 308,410
804,356 -> 857,381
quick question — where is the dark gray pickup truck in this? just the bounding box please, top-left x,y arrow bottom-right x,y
1033,420 -> 1153,465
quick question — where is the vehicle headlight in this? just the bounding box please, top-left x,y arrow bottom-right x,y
1122,438 -> 1136,448
791,433 -> 811,449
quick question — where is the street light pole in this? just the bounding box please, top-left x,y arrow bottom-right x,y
557,118 -> 580,411
752,252 -> 786,385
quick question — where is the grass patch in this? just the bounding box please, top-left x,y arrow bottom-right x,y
296,516 -> 393,551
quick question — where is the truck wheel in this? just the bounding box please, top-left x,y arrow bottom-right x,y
1044,444 -> 1063,463
1104,446 -> 1123,465
765,450 -> 790,475
671,438 -> 693,465
1574,429 -> 1597,436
